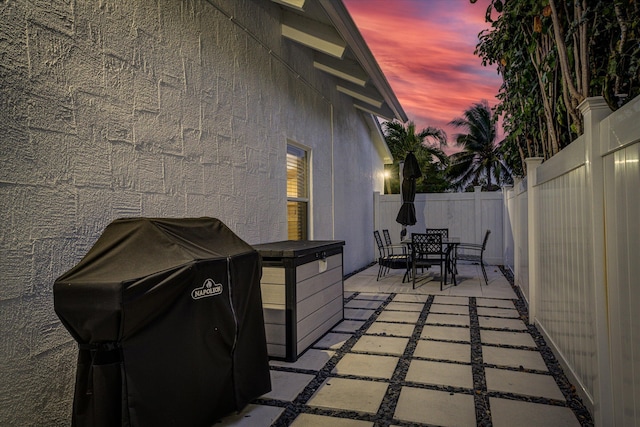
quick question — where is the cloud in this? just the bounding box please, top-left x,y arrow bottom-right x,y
343,0 -> 502,152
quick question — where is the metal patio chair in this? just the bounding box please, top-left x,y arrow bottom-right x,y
426,228 -> 449,239
411,233 -> 447,290
374,230 -> 409,281
427,228 -> 458,279
382,229 -> 406,255
456,229 -> 491,286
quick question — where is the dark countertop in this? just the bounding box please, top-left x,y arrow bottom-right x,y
252,240 -> 345,258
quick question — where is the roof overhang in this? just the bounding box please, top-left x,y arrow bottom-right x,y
362,112 -> 393,164
316,0 -> 407,122
271,0 -> 407,124
313,52 -> 368,86
281,11 -> 347,58
272,0 -> 305,11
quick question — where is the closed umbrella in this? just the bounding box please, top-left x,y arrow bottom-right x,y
396,152 -> 422,239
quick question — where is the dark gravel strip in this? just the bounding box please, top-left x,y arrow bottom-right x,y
253,267 -> 595,426
372,295 -> 435,427
499,266 -> 594,427
469,297 -> 492,426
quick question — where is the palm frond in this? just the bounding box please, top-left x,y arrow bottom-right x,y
382,120 -> 451,192
446,101 -> 512,190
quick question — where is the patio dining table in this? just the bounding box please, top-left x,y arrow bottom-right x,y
401,237 -> 460,286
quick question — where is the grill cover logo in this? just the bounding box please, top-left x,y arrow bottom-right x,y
191,278 -> 223,300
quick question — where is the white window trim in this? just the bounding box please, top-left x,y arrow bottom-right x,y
286,140 -> 312,239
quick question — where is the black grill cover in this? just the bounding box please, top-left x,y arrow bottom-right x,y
53,217 -> 271,427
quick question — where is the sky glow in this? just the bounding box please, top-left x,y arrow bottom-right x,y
343,0 -> 502,152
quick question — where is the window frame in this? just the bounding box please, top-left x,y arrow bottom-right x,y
286,141 -> 310,240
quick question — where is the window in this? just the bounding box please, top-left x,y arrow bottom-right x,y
287,144 -> 308,240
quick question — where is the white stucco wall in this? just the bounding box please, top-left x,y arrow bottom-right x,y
332,110 -> 385,271
0,0 -> 384,424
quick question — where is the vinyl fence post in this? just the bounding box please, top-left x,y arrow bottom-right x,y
525,157 -> 543,326
474,185 -> 482,242
579,97 -> 613,425
502,185 -> 513,267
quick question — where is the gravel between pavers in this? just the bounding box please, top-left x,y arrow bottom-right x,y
248,266 -> 594,427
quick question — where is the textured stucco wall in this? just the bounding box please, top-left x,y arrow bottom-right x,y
0,0 -> 383,424
332,109 -> 384,271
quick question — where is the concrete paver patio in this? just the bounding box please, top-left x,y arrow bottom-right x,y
216,262 -> 592,427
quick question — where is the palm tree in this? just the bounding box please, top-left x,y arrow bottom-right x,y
447,101 -> 512,191
383,121 -> 449,193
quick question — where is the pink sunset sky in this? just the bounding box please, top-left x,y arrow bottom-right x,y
343,0 -> 502,152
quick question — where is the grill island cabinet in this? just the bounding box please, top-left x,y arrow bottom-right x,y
53,218 -> 271,427
253,240 -> 345,361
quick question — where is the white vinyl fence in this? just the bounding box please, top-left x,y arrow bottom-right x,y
373,188 -> 508,265
505,96 -> 640,426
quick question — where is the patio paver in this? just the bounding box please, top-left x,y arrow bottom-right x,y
344,308 -> 376,320
270,349 -> 334,371
313,332 -> 352,350
394,387 -> 476,426
262,370 -> 315,401
434,295 -> 470,305
413,340 -> 470,363
477,306 -> 520,318
332,353 -> 399,379
482,346 -> 548,371
478,316 -> 527,330
392,294 -> 429,303
485,368 -> 565,400
384,301 -> 423,312
217,404 -> 284,427
480,330 -> 537,348
421,325 -> 470,342
332,319 -> 366,334
366,321 -> 415,337
406,359 -> 473,389
307,378 -> 388,414
476,298 -> 516,309
490,398 -> 581,427
345,299 -> 385,310
351,335 -> 409,356
376,310 -> 420,323
290,414 -> 373,427
430,303 -> 470,315
426,313 -> 470,326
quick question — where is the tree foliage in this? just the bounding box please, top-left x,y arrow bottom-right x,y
474,0 -> 640,175
448,100 -> 513,191
382,121 -> 450,193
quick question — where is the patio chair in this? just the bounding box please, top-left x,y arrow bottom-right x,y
426,228 -> 448,239
411,233 -> 447,290
382,229 -> 405,255
427,228 -> 457,276
374,230 -> 409,281
428,228 -> 467,284
456,230 -> 491,286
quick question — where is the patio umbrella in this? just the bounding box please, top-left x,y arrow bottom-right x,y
396,152 -> 422,239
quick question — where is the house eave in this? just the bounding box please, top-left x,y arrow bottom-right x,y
361,112 -> 393,164
317,0 -> 408,123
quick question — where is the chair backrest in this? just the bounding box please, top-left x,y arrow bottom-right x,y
426,228 -> 449,239
412,233 -> 443,257
382,229 -> 393,246
481,230 -> 491,250
373,230 -> 386,257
